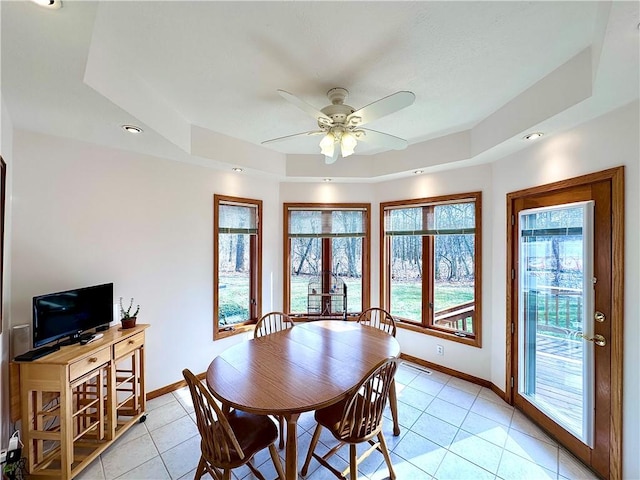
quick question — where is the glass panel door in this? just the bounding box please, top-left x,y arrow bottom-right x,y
518,201 -> 594,446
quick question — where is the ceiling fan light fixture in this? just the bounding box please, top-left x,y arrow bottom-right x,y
340,132 -> 357,157
320,132 -> 335,157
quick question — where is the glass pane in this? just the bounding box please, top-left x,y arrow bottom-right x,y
332,237 -> 362,312
289,237 -> 322,313
290,209 -> 365,236
289,210 -> 322,235
218,233 -> 250,326
386,207 -> 422,233
433,233 -> 475,334
389,235 -> 422,321
434,202 -> 475,230
331,210 -> 364,235
219,203 -> 256,231
518,203 -> 594,446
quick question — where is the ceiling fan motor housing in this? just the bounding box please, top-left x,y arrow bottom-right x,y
319,88 -> 356,128
319,104 -> 354,127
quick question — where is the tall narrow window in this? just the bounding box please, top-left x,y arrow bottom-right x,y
381,192 -> 481,346
285,204 -> 370,317
214,195 -> 261,339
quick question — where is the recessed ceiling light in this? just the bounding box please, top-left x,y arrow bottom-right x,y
523,132 -> 544,141
31,0 -> 62,9
413,170 -> 424,175
232,168 -> 244,172
122,125 -> 143,134
323,178 -> 332,182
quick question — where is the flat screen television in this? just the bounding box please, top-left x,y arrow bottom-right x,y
33,283 -> 114,348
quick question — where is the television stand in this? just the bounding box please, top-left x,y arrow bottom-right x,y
14,324 -> 148,480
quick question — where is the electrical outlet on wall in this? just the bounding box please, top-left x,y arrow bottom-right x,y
436,344 -> 444,356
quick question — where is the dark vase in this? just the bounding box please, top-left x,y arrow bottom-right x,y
121,317 -> 137,329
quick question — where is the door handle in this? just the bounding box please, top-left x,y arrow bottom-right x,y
581,333 -> 606,347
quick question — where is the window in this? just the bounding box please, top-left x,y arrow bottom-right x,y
284,204 -> 370,317
213,195 -> 261,339
381,192 -> 481,346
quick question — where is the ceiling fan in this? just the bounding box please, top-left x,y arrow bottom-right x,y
262,88 -> 416,164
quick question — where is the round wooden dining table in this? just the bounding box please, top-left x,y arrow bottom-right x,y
206,320 -> 401,480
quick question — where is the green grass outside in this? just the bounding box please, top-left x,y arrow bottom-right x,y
220,274 -> 475,324
218,274 -> 250,325
290,275 -> 362,313
390,283 -> 474,322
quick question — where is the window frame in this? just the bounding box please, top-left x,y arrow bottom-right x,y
380,192 -> 482,347
213,194 -> 262,340
283,203 -> 371,318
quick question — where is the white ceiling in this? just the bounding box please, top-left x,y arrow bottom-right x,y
2,1 -> 638,180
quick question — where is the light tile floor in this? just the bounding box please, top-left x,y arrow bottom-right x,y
75,361 -> 600,480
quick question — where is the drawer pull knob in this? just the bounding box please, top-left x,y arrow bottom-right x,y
128,340 -> 135,344
89,357 -> 98,363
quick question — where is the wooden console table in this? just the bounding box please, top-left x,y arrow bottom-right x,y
14,324 -> 148,479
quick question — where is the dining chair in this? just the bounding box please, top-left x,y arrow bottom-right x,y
357,307 -> 397,336
357,307 -> 400,436
300,357 -> 399,480
254,311 -> 296,338
254,311 -> 295,448
182,369 -> 285,480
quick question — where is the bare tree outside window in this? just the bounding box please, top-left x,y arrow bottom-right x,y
382,193 -> 481,345
214,196 -> 261,338
286,205 -> 370,316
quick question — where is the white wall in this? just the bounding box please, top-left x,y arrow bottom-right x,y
0,94 -> 14,449
10,130 -> 282,391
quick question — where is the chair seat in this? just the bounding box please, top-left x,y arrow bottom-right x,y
206,410 -> 279,467
183,369 -> 285,480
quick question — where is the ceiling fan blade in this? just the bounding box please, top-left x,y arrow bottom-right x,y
347,91 -> 415,127
262,130 -> 324,145
278,90 -> 333,126
357,128 -> 408,150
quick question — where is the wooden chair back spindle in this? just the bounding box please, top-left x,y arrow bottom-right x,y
338,357 -> 398,443
254,311 -> 295,339
357,307 -> 397,337
300,357 -> 399,480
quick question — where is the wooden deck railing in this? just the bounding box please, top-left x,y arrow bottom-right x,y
427,286 -> 581,336
434,301 -> 474,332
524,287 -> 583,334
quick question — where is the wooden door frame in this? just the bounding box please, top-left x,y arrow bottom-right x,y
505,166 -> 624,479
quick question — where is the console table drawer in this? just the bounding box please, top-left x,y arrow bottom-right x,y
69,347 -> 110,381
114,332 -> 144,359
